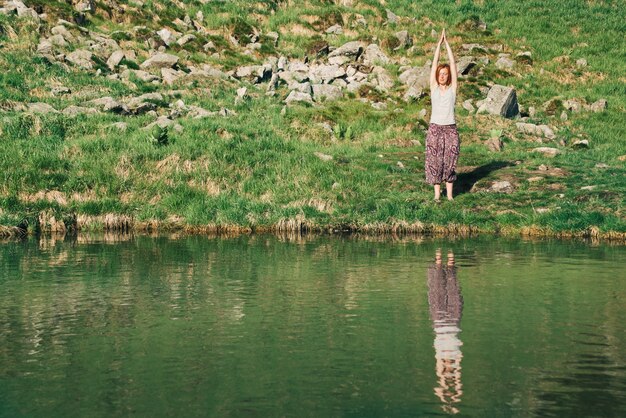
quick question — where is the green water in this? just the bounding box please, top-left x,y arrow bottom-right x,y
0,235 -> 624,417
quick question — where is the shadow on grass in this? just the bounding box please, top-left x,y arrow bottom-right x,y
455,161 -> 515,196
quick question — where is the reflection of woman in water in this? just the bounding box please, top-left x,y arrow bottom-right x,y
428,249 -> 463,414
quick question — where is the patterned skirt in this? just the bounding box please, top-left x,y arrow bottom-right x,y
425,123 -> 460,185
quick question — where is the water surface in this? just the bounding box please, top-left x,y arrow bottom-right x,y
0,234 -> 624,417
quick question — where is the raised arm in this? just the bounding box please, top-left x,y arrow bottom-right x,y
443,30 -> 458,89
430,30 -> 444,89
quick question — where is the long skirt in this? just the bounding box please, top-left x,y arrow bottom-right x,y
425,123 -> 460,185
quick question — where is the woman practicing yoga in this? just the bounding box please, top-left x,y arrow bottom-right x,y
425,29 -> 460,201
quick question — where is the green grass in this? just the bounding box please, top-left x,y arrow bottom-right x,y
0,1 -> 624,237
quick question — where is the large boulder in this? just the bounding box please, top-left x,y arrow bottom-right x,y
309,64 -> 345,84
477,85 -> 519,118
285,90 -> 313,105
399,65 -> 430,90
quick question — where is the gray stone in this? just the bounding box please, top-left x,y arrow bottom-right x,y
140,53 -> 179,69
394,30 -> 411,49
386,9 -> 399,24
477,85 -> 519,118
362,44 -> 389,66
107,50 -> 125,70
314,152 -> 333,162
495,55 -> 514,70
37,40 -> 54,55
74,0 -> 95,13
595,163 -> 609,169
48,35 -> 69,48
462,100 -> 475,113
66,50 -> 94,70
285,90 -> 313,105
203,41 -> 216,52
462,43 -> 488,53
27,102 -> 58,114
312,84 -> 343,102
176,34 -> 196,46
580,185 -> 596,191
51,86 -> 71,95
111,122 -> 127,131
563,99 -> 584,113
371,66 -> 394,92
161,68 -> 181,85
589,99 -> 607,112
85,97 -> 129,114
403,85 -> 425,102
328,41 -> 364,59
62,105 -> 98,116
309,64 -> 346,83
576,58 -> 587,68
560,111 -> 568,121
572,139 -> 589,148
399,65 -> 430,89
157,28 -> 179,46
486,137 -> 503,152
532,147 -> 561,157
326,24 -> 343,35
457,56 -> 476,75
489,181 -> 514,193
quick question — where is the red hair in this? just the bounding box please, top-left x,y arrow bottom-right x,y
436,64 -> 451,86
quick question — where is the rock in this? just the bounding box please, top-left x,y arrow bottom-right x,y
62,105 -> 98,116
314,152 -> 333,162
576,58 -> 587,68
177,34 -> 196,46
371,102 -> 387,110
140,53 -> 179,69
595,163 -> 609,169
266,32 -> 279,46
328,41 -> 364,59
107,50 -> 125,70
51,86 -> 71,96
396,161 -> 405,169
85,97 -> 129,114
477,85 -> 520,118
161,68 -> 181,85
309,64 -> 345,83
560,111 -> 568,121
589,99 -> 607,112
495,55 -> 514,70
312,84 -> 343,102
462,43 -> 488,53
515,51 -> 533,65
528,106 -> 537,118
386,9 -> 399,24
37,40 -> 54,55
27,102 -> 58,114
490,181 -> 514,193
572,139 -> 589,148
486,137 -> 503,152
542,98 -> 563,116
157,28 -> 179,46
48,35 -> 69,48
73,0 -> 95,13
411,140 -> 422,147
532,147 -> 561,157
111,122 -> 127,131
326,24 -> 343,35
66,50 -> 94,70
538,164 -> 549,171
126,93 -> 164,114
462,100 -> 475,113
394,30 -> 412,49
618,155 -> 626,162
203,41 -> 216,52
403,85 -> 425,102
418,109 -> 428,120
371,66 -> 394,92
580,185 -> 596,191
563,99 -> 584,113
457,56 -> 476,75
285,90 -> 313,105
362,44 -> 389,66
399,65 -> 430,89
527,176 -> 544,183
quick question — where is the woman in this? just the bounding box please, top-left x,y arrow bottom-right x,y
425,29 -> 460,201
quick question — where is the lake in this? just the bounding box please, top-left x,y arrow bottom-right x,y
1,234 -> 624,417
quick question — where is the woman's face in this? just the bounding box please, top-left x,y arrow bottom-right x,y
438,68 -> 450,86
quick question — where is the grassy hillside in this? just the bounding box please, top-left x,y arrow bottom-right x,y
0,0 -> 624,239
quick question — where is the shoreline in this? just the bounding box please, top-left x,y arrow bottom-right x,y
2,213 -> 625,242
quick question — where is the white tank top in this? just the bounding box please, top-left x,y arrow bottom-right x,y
430,87 -> 456,125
